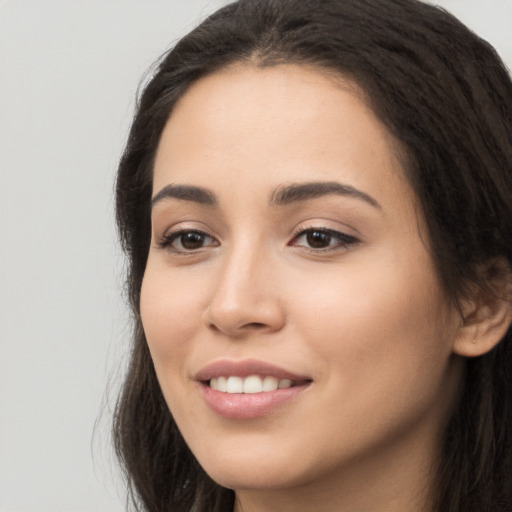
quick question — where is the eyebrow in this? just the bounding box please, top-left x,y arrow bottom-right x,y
269,181 -> 381,209
151,184 -> 217,208
151,180 -> 381,210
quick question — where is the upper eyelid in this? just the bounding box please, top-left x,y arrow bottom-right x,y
164,226 -> 211,236
162,227 -> 218,242
157,221 -> 217,239
292,228 -> 358,241
291,223 -> 359,240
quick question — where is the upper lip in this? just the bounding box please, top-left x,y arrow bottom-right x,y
195,358 -> 311,382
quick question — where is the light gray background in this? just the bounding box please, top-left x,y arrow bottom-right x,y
0,1 -> 511,511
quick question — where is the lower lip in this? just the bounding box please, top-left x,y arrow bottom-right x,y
199,382 -> 310,419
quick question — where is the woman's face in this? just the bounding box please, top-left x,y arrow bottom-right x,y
141,64 -> 463,496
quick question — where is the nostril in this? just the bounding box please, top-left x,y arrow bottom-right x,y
245,322 -> 267,329
206,321 -> 268,337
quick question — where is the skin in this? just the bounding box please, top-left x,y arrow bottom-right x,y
141,64 -> 467,512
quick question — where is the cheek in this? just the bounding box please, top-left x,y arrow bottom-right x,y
139,265 -> 210,428
291,251 -> 456,396
140,262 -> 205,371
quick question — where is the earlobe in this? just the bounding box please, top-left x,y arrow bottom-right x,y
453,260 -> 512,358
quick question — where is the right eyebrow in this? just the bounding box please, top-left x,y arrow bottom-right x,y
269,181 -> 381,209
151,184 -> 218,209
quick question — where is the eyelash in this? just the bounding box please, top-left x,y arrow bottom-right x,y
157,226 -> 359,254
288,227 -> 359,252
158,229 -> 219,254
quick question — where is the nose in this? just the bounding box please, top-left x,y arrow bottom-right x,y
202,244 -> 286,338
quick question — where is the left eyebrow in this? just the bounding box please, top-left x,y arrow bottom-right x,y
269,181 -> 381,209
151,184 -> 218,209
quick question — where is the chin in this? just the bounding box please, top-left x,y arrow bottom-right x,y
191,438 -> 332,492
206,464 -> 304,491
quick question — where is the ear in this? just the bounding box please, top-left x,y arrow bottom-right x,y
453,258 -> 512,358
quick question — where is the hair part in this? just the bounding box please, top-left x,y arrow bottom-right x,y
114,1 -> 512,510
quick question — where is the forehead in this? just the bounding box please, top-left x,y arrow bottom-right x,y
153,63 -> 413,213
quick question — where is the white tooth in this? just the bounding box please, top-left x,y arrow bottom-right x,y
262,376 -> 279,392
217,376 -> 227,392
243,375 -> 263,394
210,377 -> 218,390
278,378 -> 292,389
226,376 -> 244,393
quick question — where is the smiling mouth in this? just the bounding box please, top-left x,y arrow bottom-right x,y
209,375 -> 308,394
198,362 -> 312,419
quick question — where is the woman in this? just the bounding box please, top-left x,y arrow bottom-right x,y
113,0 -> 512,510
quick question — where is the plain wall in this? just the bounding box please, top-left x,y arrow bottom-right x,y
0,1 -> 511,511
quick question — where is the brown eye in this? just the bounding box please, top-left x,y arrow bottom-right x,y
290,228 -> 359,251
306,230 -> 332,248
180,231 -> 207,250
161,230 -> 219,252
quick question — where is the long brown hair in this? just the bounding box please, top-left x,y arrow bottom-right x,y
114,1 -> 512,510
